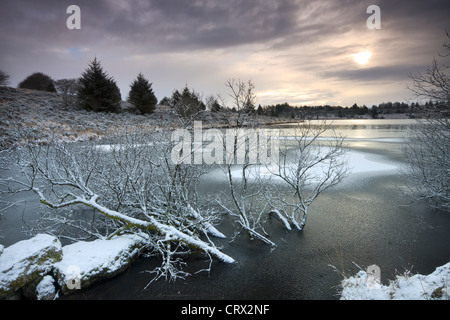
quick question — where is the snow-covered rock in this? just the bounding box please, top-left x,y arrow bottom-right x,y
0,234 -> 62,299
0,233 -> 149,299
35,275 -> 56,300
340,262 -> 450,300
54,233 -> 147,295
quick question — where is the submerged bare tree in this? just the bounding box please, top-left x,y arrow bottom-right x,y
216,80 -> 348,243
405,31 -> 450,212
267,121 -> 349,231
214,79 -> 277,246
1,126 -> 234,284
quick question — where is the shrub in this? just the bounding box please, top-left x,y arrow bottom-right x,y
0,70 -> 10,86
18,72 -> 56,92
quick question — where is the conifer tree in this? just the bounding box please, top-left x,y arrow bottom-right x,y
128,73 -> 158,114
77,57 -> 121,113
168,85 -> 205,118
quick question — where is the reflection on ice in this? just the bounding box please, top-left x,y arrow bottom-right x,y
222,148 -> 398,183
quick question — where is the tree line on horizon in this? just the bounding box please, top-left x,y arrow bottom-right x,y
0,58 -> 447,119
258,101 -> 443,119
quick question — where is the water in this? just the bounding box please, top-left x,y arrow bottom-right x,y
274,119 -> 417,160
1,119 -> 449,300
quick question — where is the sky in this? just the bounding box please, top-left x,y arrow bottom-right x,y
1,0 -> 449,107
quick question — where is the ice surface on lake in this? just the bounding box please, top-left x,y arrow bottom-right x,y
224,148 -> 399,183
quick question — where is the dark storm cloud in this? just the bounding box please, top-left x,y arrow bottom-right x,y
95,0 -> 303,51
0,0 -> 304,55
376,0 -> 450,29
1,0 -> 449,53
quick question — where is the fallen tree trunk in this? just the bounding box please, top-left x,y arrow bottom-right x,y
38,191 -> 235,264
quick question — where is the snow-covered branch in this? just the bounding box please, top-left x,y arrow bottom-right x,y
2,128 -> 234,284
405,32 -> 449,212
266,120 -> 349,231
215,80 -> 277,246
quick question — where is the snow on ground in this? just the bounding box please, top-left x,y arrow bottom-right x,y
340,262 -> 450,300
0,86 -> 290,150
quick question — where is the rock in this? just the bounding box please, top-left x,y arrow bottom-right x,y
54,234 -> 146,295
35,275 -> 57,300
0,234 -> 62,299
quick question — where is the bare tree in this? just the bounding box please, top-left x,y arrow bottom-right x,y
405,31 -> 450,212
217,127 -> 277,246
214,79 -> 277,246
267,121 -> 349,231
214,80 -> 348,244
218,79 -> 259,127
0,70 -> 10,86
408,31 -> 450,107
54,78 -> 80,107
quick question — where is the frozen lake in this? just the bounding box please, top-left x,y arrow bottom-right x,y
1,119 -> 449,300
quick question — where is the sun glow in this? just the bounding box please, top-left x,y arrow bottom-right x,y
353,50 -> 372,65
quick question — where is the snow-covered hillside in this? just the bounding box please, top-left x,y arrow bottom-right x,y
0,86 -> 287,150
0,87 -> 176,149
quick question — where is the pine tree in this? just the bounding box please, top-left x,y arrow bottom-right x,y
257,104 -> 263,115
168,86 -> 205,117
77,57 -> 121,113
128,73 -> 157,114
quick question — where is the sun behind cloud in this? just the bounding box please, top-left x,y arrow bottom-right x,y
353,50 -> 372,65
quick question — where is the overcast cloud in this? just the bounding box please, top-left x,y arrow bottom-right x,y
1,0 -> 449,106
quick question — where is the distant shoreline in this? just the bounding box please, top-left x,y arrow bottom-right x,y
0,86 -> 424,149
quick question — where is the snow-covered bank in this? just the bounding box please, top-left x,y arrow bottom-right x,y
340,262 -> 450,300
0,233 -> 146,299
